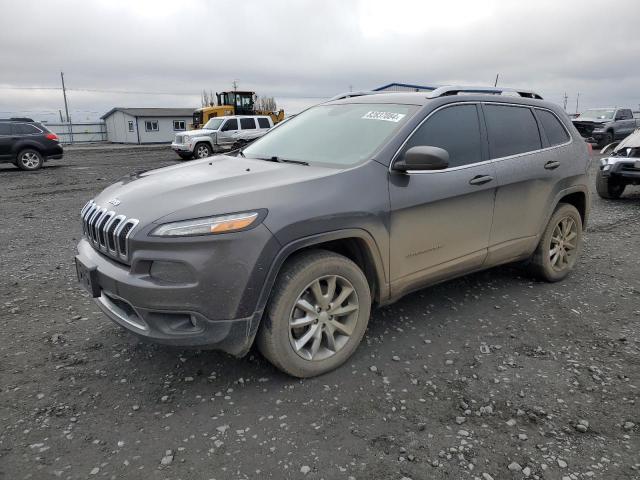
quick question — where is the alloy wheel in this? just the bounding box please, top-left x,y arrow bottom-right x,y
288,275 -> 359,361
20,152 -> 41,169
196,146 -> 210,158
549,216 -> 578,271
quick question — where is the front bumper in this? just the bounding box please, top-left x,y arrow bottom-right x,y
75,224 -> 279,355
171,142 -> 194,153
600,158 -> 640,180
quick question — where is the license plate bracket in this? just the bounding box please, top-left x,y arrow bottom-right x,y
75,256 -> 101,298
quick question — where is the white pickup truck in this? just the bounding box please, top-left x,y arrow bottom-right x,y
171,115 -> 274,160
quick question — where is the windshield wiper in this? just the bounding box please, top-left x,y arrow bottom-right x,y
260,156 -> 309,166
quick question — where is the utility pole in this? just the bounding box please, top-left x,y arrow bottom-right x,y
58,109 -> 64,122
232,79 -> 238,92
348,84 -> 353,92
563,92 -> 568,111
494,73 -> 499,87
575,92 -> 580,115
60,71 -> 73,144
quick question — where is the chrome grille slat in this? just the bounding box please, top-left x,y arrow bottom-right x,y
79,200 -> 139,262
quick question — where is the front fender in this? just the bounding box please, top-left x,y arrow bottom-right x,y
253,228 -> 389,318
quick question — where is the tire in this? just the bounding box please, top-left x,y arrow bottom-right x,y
597,131 -> 614,149
595,169 -> 625,199
257,250 -> 371,378
528,203 -> 583,282
194,143 -> 211,159
16,149 -> 44,171
178,152 -> 193,160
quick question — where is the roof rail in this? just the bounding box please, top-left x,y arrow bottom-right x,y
326,90 -> 380,102
426,85 -> 543,100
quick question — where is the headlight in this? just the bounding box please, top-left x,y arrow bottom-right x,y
150,212 -> 260,237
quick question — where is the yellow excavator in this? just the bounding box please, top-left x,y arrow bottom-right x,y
190,91 -> 285,129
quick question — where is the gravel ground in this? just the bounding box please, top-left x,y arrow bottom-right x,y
1,147 -> 639,480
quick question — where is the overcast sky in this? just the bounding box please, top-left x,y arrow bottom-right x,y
1,0 -> 639,122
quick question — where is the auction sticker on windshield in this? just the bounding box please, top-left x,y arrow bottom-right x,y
362,111 -> 406,122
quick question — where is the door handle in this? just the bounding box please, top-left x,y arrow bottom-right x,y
544,160 -> 561,170
468,175 -> 494,185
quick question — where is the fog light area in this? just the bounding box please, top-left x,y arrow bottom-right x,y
149,260 -> 195,284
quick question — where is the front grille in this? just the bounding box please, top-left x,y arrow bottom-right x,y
81,200 -> 139,261
572,122 -> 595,137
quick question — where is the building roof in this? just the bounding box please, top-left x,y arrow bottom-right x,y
101,107 -> 194,119
373,82 -> 437,92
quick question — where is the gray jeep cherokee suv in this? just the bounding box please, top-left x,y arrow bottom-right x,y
75,86 -> 590,377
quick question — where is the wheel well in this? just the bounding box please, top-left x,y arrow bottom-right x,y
559,192 -> 587,227
290,238 -> 380,303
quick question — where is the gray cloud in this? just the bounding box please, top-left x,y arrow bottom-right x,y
1,0 -> 639,122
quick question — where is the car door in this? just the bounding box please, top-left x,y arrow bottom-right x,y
388,103 -> 497,297
238,117 -> 259,141
484,104 -> 566,264
618,109 -> 635,138
0,122 -> 12,159
217,118 -> 239,147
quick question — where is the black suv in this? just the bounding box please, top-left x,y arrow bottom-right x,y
76,86 -> 590,377
0,118 -> 64,170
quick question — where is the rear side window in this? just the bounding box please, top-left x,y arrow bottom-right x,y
484,105 -> 541,158
401,104 -> 483,168
12,123 -> 41,135
221,119 -> 238,131
536,110 -> 570,146
257,118 -> 271,129
0,123 -> 10,135
240,118 -> 256,129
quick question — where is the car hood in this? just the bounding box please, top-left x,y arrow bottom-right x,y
614,128 -> 640,152
181,128 -> 215,136
572,117 -> 608,124
92,155 -> 338,224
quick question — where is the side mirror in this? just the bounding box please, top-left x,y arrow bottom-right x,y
393,146 -> 449,172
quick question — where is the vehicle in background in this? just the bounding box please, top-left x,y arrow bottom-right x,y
572,108 -> 639,148
171,115 -> 273,160
0,118 -> 63,170
77,85 -> 590,377
596,129 -> 640,199
191,91 -> 285,130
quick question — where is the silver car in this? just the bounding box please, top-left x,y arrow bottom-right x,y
171,115 -> 274,160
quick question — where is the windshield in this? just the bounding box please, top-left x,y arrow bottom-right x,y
242,103 -> 417,166
203,118 -> 224,130
580,109 -> 614,120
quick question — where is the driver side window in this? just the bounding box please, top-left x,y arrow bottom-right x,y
221,119 -> 238,132
400,104 -> 483,168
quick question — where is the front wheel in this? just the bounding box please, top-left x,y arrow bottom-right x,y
596,169 -> 625,199
597,131 -> 614,149
194,143 -> 211,159
257,250 -> 371,378
528,203 -> 583,282
17,149 -> 44,170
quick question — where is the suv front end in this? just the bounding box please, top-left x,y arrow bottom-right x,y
75,196 -> 279,356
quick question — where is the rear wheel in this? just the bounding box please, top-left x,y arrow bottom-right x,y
596,169 -> 625,199
17,149 -> 43,170
257,250 -> 371,378
194,143 -> 211,159
528,203 -> 582,282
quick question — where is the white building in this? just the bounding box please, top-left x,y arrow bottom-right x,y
101,107 -> 194,144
